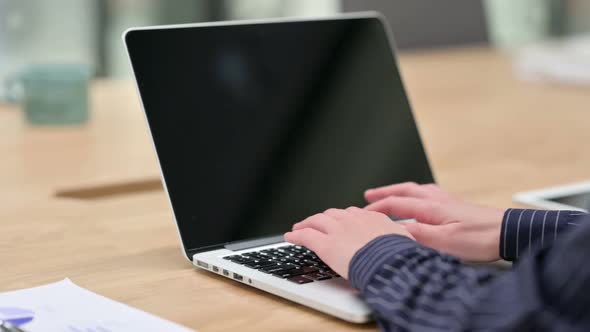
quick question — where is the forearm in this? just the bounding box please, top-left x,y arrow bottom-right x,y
500,208 -> 587,261
349,235 -> 504,331
348,233 -> 590,331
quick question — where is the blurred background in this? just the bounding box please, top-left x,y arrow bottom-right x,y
3,2 -> 590,327
1,0 -> 590,190
1,0 -> 590,100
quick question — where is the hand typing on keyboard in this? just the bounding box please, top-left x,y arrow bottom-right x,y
284,206 -> 414,279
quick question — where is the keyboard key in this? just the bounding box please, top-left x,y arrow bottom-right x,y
301,265 -> 318,274
303,272 -> 332,281
272,271 -> 293,279
266,266 -> 297,275
258,264 -> 286,273
242,252 -> 265,259
224,255 -> 255,264
324,270 -> 340,278
244,260 -> 275,269
273,267 -> 306,278
288,275 -> 314,284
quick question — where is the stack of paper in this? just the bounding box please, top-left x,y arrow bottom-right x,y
0,279 -> 194,332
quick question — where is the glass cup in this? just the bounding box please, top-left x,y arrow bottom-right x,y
484,0 -> 555,49
7,64 -> 91,126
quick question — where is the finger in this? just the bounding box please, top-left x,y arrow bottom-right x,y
422,183 -> 441,191
284,228 -> 327,255
346,206 -> 382,219
344,206 -> 363,214
292,213 -> 337,234
365,182 -> 434,203
323,208 -> 348,219
364,196 -> 443,225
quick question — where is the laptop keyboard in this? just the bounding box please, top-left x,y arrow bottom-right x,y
223,245 -> 340,284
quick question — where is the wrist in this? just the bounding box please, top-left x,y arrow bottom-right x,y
486,208 -> 505,261
348,234 -> 420,291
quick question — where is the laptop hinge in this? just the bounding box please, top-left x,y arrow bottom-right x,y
224,235 -> 284,251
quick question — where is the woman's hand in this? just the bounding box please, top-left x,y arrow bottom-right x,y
365,182 -> 505,262
285,207 -> 414,279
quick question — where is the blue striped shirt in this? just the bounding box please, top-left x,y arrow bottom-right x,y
349,209 -> 590,331
500,209 -> 584,261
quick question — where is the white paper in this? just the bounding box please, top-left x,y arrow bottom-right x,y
0,279 -> 194,332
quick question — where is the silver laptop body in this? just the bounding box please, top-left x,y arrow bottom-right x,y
123,12 -> 434,323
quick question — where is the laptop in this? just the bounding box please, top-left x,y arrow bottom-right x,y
123,12 -> 434,323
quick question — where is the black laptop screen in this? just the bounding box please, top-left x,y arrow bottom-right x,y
125,16 -> 434,255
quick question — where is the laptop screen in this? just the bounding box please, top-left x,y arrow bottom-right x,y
125,15 -> 434,255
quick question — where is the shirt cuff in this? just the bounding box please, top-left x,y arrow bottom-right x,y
500,208 -> 583,261
348,234 -> 420,292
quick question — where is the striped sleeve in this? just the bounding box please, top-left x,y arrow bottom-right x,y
499,209 -> 588,261
349,235 -> 500,331
348,227 -> 590,331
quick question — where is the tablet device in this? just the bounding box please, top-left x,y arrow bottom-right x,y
514,181 -> 590,211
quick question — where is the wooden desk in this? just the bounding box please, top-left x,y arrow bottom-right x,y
1,47 -> 590,331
